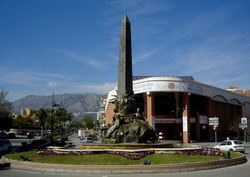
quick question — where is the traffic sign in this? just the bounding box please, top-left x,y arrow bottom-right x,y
209,117 -> 219,125
239,124 -> 248,129
241,117 -> 248,124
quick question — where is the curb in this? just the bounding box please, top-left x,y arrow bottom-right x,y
1,155 -> 248,174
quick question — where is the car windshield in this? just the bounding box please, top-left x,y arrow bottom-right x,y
234,140 -> 243,144
220,141 -> 227,145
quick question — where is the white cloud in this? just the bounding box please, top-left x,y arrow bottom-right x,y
104,0 -> 170,42
133,47 -> 163,64
85,58 -> 107,69
68,82 -> 117,94
167,32 -> 250,89
52,49 -> 107,69
0,67 -> 67,87
46,82 -> 59,88
170,5 -> 231,39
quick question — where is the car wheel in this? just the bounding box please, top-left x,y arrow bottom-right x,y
229,148 -> 233,151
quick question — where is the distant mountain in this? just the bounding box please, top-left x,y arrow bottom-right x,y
11,93 -> 101,115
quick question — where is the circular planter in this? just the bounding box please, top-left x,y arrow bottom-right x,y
1,155 -> 247,174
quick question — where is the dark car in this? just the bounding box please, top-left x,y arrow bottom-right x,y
0,132 -> 9,139
61,135 -> 68,141
27,133 -> 34,139
0,139 -> 12,154
8,133 -> 16,139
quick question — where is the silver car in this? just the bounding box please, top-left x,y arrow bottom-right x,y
80,137 -> 93,143
214,140 -> 245,153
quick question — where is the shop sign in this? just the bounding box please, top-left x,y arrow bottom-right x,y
133,81 -> 206,95
155,118 -> 182,124
190,117 -> 196,123
155,118 -> 196,124
200,115 -> 208,124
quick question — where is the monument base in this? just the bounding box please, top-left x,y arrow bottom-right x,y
79,142 -> 195,150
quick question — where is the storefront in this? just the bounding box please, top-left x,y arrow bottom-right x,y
102,76 -> 250,143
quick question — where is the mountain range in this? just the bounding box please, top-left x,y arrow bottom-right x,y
11,93 -> 101,115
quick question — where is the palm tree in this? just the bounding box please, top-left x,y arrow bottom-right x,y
35,108 -> 48,137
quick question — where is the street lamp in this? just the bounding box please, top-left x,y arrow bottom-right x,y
50,92 -> 58,141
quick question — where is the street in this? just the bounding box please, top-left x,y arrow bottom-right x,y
1,135 -> 250,177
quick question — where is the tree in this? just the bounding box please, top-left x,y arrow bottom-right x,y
0,89 -> 12,132
53,108 -> 72,135
82,115 -> 95,129
34,108 -> 48,137
13,116 -> 33,130
69,121 -> 84,129
228,117 -> 241,139
69,121 -> 84,133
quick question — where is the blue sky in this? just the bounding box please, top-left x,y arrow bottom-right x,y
1,0 -> 250,101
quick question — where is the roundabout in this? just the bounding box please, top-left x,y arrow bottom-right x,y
1,142 -> 247,174
1,153 -> 247,174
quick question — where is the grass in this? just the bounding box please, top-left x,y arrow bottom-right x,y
223,151 -> 243,159
4,151 -> 240,166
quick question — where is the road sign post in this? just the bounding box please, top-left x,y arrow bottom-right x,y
244,128 -> 246,143
209,117 -> 219,145
240,117 -> 248,142
213,125 -> 218,144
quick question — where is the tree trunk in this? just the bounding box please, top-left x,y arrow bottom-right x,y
41,126 -> 44,137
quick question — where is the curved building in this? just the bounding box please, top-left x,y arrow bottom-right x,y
100,76 -> 250,143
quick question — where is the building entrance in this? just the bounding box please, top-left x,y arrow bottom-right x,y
155,123 -> 182,140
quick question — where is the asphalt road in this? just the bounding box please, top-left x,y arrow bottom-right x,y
1,135 -> 250,177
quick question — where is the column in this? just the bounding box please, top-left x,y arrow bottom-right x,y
208,99 -> 214,141
182,93 -> 190,143
175,92 -> 179,118
145,92 -> 154,127
196,111 -> 200,141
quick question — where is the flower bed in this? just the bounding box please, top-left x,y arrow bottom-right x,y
175,147 -> 224,157
37,149 -> 155,160
36,147 -> 226,161
107,150 -> 155,160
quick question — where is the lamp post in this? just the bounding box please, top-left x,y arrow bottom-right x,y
50,93 -> 58,141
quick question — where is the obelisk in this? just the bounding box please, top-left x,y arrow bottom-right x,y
118,15 -> 133,99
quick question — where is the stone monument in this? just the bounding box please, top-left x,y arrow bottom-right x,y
118,15 -> 133,100
104,15 -> 158,143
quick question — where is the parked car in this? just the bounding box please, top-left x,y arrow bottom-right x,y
0,139 -> 12,154
0,143 -> 7,155
93,138 -> 102,144
60,135 -> 69,141
214,140 -> 245,153
80,137 -> 93,143
8,133 -> 16,139
0,132 -> 9,139
27,133 -> 34,139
